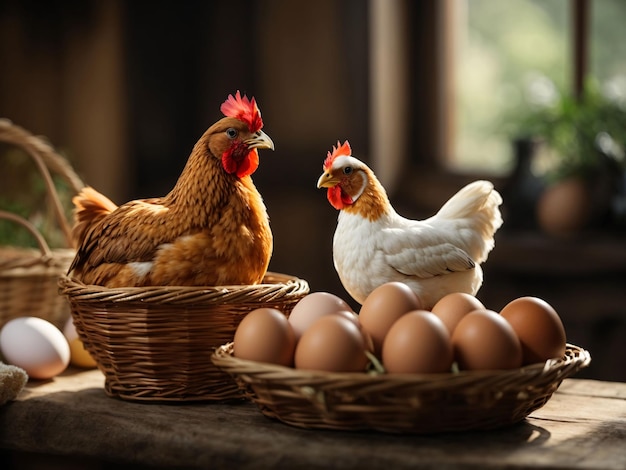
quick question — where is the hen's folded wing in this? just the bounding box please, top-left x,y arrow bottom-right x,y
70,200 -> 180,273
381,226 -> 476,278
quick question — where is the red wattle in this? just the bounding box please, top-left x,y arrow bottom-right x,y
237,149 -> 259,178
327,186 -> 352,210
222,146 -> 259,178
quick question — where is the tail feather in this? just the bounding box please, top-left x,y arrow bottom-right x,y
72,186 -> 117,247
434,180 -> 503,263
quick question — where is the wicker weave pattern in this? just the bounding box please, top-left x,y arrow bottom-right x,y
0,247 -> 75,329
59,273 -> 310,402
212,343 -> 590,433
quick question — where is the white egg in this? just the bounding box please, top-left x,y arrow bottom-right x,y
0,317 -> 70,379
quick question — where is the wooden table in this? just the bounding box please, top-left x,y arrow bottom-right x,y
1,368 -> 625,469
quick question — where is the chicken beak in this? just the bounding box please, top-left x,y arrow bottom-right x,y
317,171 -> 339,188
245,130 -> 275,151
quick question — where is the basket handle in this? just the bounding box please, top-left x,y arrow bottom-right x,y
0,119 -> 85,248
0,210 -> 52,259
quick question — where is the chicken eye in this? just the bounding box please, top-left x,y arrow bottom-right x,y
226,128 -> 238,139
343,166 -> 353,175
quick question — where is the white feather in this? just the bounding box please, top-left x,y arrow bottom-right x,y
129,261 -> 153,280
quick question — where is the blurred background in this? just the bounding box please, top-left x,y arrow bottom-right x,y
1,0 -> 625,381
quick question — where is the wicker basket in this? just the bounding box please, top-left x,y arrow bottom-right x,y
212,342 -> 591,433
58,273 -> 310,402
0,119 -> 84,329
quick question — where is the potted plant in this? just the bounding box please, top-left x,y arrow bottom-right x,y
512,78 -> 626,237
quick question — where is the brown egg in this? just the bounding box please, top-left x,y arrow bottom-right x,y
382,310 -> 453,374
294,315 -> 369,372
288,292 -> 355,340
336,310 -> 363,329
431,292 -> 486,335
358,282 -> 422,356
233,308 -> 296,366
500,296 -> 566,365
451,309 -> 522,371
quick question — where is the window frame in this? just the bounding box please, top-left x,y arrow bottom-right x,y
383,0 -> 591,215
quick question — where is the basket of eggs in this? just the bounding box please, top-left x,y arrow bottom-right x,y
212,282 -> 591,433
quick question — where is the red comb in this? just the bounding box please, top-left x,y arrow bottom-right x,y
323,140 -> 352,170
220,91 -> 263,133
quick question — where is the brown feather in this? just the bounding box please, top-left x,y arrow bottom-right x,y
340,168 -> 389,222
71,187 -> 117,248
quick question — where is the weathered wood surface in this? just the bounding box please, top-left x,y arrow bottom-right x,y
0,368 -> 625,469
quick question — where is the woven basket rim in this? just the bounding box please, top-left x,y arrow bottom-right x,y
59,270 -> 307,292
59,271 -> 310,305
212,342 -> 591,386
0,247 -> 76,272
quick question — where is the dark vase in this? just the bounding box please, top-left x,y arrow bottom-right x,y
501,137 -> 546,231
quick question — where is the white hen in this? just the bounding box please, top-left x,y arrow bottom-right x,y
317,141 -> 503,309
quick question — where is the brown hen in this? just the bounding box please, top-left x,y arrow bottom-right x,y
69,91 -> 274,287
